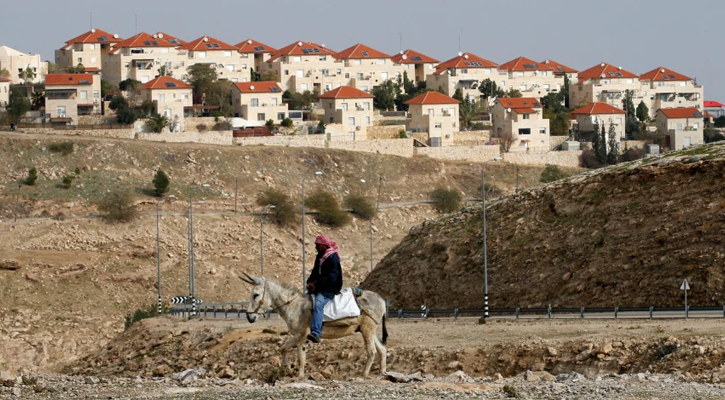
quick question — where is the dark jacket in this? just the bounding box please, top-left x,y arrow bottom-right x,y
307,252 -> 342,298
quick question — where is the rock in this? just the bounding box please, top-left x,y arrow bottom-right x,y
557,372 -> 585,382
309,372 -> 326,382
534,371 -> 556,382
386,372 -> 412,383
524,370 -> 537,381
446,370 -> 473,384
447,360 -> 462,370
280,382 -> 323,390
172,368 -> 206,382
601,342 -> 613,355
0,371 -> 16,387
320,366 -> 334,379
84,376 -> 100,385
219,367 -> 235,379
547,347 -> 558,356
493,373 -> 504,382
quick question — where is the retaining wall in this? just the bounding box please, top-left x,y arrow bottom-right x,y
18,127 -> 135,139
234,135 -> 326,148
415,145 -> 501,162
502,150 -> 583,168
367,125 -> 407,139
137,130 -> 233,145
327,138 -> 415,157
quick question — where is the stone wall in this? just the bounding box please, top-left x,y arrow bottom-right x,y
622,140 -> 646,151
327,138 -> 415,157
502,150 -> 583,168
415,145 -> 501,162
367,125 -> 407,139
549,135 -> 569,150
18,127 -> 135,139
234,135 -> 327,148
137,130 -> 233,145
453,130 -> 491,146
78,115 -> 116,125
186,117 -> 220,132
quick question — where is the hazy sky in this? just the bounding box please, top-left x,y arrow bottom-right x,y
2,0 -> 723,101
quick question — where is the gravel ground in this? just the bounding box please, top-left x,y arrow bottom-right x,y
3,372 -> 725,400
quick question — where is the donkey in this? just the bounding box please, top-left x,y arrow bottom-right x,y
239,272 -> 388,378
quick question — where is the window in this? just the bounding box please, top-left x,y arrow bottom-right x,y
522,114 -> 530,120
80,90 -> 88,100
361,86 -> 368,92
543,84 -> 550,91
296,69 -> 304,77
226,65 -> 235,72
336,68 -> 342,75
518,128 -> 531,135
626,79 -> 633,84
180,61 -> 185,67
516,71 -> 524,77
271,98 -> 278,106
353,59 -> 361,65
540,71 -> 547,77
197,51 -> 206,58
89,44 -> 95,50
341,103 -> 348,111
319,55 -> 326,61
615,118 -> 622,124
427,108 -> 435,116
461,68 -> 468,74
676,123 -> 683,131
301,83 -> 309,91
362,102 -> 370,110
321,69 -> 329,76
693,122 -> 699,129
539,127 -> 546,134
224,51 -> 232,57
158,94 -> 165,102
91,57 -> 97,63
278,112 -> 285,120
434,123 -> 442,128
77,57 -> 83,63
284,70 -> 289,76
251,98 -> 259,107
293,56 -> 301,62
182,93 -> 189,100
257,113 -> 265,121
347,117 -> 355,126
380,72 -> 388,80
93,91 -> 99,100
366,116 -> 371,125
56,106 -> 66,117
344,73 -> 350,79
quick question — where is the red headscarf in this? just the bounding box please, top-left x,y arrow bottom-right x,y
315,235 -> 340,264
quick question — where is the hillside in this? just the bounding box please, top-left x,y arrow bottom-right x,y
362,143 -> 725,310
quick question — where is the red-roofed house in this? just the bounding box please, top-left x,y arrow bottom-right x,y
492,97 -> 550,152
232,82 -> 288,124
102,32 -> 181,85
139,77 -> 193,130
55,28 -> 123,72
497,57 -> 561,100
391,49 -> 439,84
44,74 -> 101,124
404,92 -> 460,146
236,39 -> 277,72
541,59 -> 578,80
0,45 -> 47,85
426,52 -> 498,100
570,62 -> 641,109
319,86 -> 374,140
571,102 -> 626,143
655,107 -> 704,150
0,76 -> 9,108
264,41 -> 340,93
178,36 -> 249,82
154,32 -> 187,46
336,43 -> 403,91
640,67 -> 703,119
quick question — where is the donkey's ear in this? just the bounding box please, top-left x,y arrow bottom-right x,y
239,273 -> 255,284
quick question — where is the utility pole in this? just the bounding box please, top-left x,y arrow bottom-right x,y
234,177 -> 238,214
479,157 -> 501,325
14,183 -> 21,223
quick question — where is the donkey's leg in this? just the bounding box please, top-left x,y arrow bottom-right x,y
279,335 -> 300,373
297,343 -> 307,379
359,319 -> 378,378
373,334 -> 387,375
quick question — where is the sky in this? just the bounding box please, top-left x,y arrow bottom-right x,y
1,0 -> 723,101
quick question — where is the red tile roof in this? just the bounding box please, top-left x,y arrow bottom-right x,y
391,49 -> 439,64
705,101 -> 725,108
433,53 -> 498,75
108,32 -> 177,54
541,59 -> 578,74
571,102 -> 626,115
578,62 -> 638,80
61,28 -> 122,49
640,67 -> 692,82
45,74 -> 94,86
337,43 -> 391,59
154,32 -> 187,46
0,76 -> 10,83
496,97 -> 543,110
140,76 -> 192,90
704,111 -> 716,119
498,57 -> 554,72
404,91 -> 460,105
319,86 -> 374,99
267,41 -> 338,62
233,81 -> 283,94
512,108 -> 537,114
658,107 -> 703,119
179,36 -> 238,51
235,39 -> 277,54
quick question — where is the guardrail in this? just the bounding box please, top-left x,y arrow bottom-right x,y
170,303 -> 725,320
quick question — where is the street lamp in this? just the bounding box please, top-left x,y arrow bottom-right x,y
479,157 -> 502,325
301,171 -> 323,289
361,176 -> 384,272
260,204 -> 275,276
188,184 -> 210,316
156,194 -> 176,314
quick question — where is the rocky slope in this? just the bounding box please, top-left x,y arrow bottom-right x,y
362,142 -> 725,309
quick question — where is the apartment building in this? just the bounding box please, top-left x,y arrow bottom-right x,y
640,67 -> 703,119
0,76 -> 9,108
492,97 -> 550,152
0,45 -> 47,85
541,59 -> 578,82
55,28 -> 123,72
154,32 -> 187,46
426,52 -> 498,100
44,74 -> 100,125
103,32 -> 181,85
390,49 -> 439,84
336,43 -> 403,91
570,63 -> 640,109
232,81 -> 288,123
319,86 -> 374,140
178,36 -> 248,82
263,41 -> 341,93
496,57 -> 562,99
236,39 -> 277,75
138,76 -> 192,130
655,107 -> 704,150
571,102 -> 626,143
404,91 -> 460,147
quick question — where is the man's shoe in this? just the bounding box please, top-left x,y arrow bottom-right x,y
307,333 -> 320,343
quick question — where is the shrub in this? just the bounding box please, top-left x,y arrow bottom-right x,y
213,121 -> 233,131
196,123 -> 208,132
399,129 -> 407,139
306,190 -> 350,227
476,184 -> 503,199
256,188 -> 297,226
152,170 -> 170,196
116,107 -> 137,125
124,303 -> 166,331
621,147 -> 646,162
265,119 -> 276,131
704,128 -> 725,143
24,167 -> 38,186
48,141 -> 74,155
61,176 -> 74,189
146,113 -> 169,133
108,94 -> 128,111
281,118 -> 294,128
429,187 -> 463,214
539,164 -> 569,183
580,149 -> 604,169
344,195 -> 376,221
74,167 -> 81,175
98,190 -> 137,222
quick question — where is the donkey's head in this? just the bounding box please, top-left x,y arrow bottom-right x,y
239,272 -> 267,323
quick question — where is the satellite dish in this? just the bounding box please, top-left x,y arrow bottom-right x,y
153,34 -> 158,39
298,41 -> 303,46
248,39 -> 253,44
601,74 -> 606,78
399,50 -> 404,55
321,44 -> 325,47
458,51 -> 463,57
544,59 -> 550,64
113,34 -> 119,39
250,85 -> 255,90
158,33 -> 164,38
618,66 -> 622,70
507,108 -> 512,113
660,68 -> 665,73
204,37 -> 209,42
91,28 -> 96,33
600,63 -> 605,67
402,54 -> 407,60
464,54 -> 469,59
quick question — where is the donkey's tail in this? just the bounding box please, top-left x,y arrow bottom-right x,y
382,299 -> 389,345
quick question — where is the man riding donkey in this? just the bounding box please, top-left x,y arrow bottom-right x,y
305,235 -> 342,343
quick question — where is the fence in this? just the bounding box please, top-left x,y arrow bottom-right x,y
9,123 -> 132,130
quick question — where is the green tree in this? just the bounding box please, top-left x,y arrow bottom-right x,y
109,94 -> 129,111
100,79 -> 115,99
371,80 -> 399,110
260,70 -> 278,81
68,63 -> 85,74
591,121 -> 603,164
280,118 -> 293,128
541,92 -> 569,136
539,164 -> 569,183
636,100 -> 649,122
479,78 -> 505,101
305,190 -> 350,227
452,88 -> 464,102
0,68 -> 10,78
265,119 -> 276,131
98,190 -> 137,222
21,66 -> 35,86
138,100 -> 155,118
24,167 -> 38,186
256,189 -> 297,227
622,90 -> 636,120
458,97 -> 482,129
343,195 -> 376,221
715,116 -> 725,128
45,62 -> 60,74
30,89 -> 45,111
429,187 -> 462,214
186,64 -> 217,102
504,88 -> 522,98
116,107 -> 137,125
147,113 -> 169,133
562,75 -> 570,108
157,65 -> 171,77
152,170 -> 170,196
7,89 -> 30,123
607,123 -> 619,165
119,78 -> 142,92
61,176 -> 74,189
